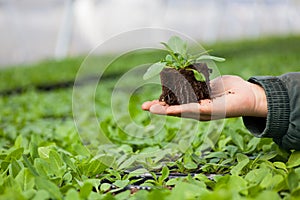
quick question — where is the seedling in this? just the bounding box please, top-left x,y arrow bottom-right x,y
143,36 -> 225,81
143,36 -> 225,105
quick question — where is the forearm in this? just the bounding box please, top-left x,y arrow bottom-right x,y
242,72 -> 300,150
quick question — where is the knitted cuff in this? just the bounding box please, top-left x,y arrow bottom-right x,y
242,76 -> 290,139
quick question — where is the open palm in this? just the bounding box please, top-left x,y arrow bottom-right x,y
142,75 -> 267,121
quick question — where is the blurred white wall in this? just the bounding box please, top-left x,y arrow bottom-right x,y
0,0 -> 300,67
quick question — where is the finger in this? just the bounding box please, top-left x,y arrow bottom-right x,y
166,103 -> 214,121
149,102 -> 219,121
165,104 -> 198,119
166,103 -> 201,115
141,100 -> 158,110
149,104 -> 168,115
164,100 -> 213,115
142,100 -> 165,110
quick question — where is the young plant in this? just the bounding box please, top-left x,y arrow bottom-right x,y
143,36 -> 225,81
143,36 -> 225,105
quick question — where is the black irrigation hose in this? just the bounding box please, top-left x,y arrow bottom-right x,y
0,72 -> 122,96
100,155 -> 261,194
97,171 -> 220,194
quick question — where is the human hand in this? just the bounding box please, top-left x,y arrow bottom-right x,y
142,75 -> 267,121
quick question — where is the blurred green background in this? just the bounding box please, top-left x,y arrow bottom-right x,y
1,1 -> 300,199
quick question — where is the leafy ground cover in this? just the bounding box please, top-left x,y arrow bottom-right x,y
0,36 -> 300,199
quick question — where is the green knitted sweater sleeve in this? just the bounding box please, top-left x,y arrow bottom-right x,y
242,72 -> 300,150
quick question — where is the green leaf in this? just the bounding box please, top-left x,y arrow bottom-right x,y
100,183 -> 111,192
79,182 -> 93,199
159,166 -> 169,183
291,186 -> 300,199
184,161 -> 198,170
15,168 -> 35,191
72,143 -> 90,157
230,153 -> 249,176
128,168 -> 148,179
49,150 -> 64,176
133,190 -> 150,199
166,178 -> 180,186
166,36 -> 187,55
7,148 -> 24,160
190,69 -> 205,82
1,161 -> 9,173
273,162 -> 287,172
32,190 -> 50,200
196,55 -> 225,62
114,180 -> 129,188
24,189 -> 38,200
14,135 -> 25,148
114,190 -> 131,200
259,173 -> 272,188
205,151 -> 227,159
245,137 -> 261,153
118,155 -> 137,170
260,174 -> 283,190
86,159 -> 107,177
34,158 -> 49,177
63,172 -> 72,183
254,190 -> 281,200
167,182 -> 207,200
10,159 -> 22,178
65,189 -> 80,200
38,146 -> 51,159
259,151 -> 278,161
245,167 -> 269,184
287,151 -> 300,168
143,62 -> 166,80
227,175 -> 248,193
62,153 -> 78,174
178,139 -> 190,153
160,42 -> 173,52
83,179 -> 101,193
29,142 -> 39,160
229,132 -> 244,151
165,54 -> 173,62
287,171 -> 299,192
35,177 -> 62,200
22,155 -> 39,177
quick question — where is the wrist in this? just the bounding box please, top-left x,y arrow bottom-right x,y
250,83 -> 268,117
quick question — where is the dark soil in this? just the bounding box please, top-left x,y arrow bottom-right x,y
159,63 -> 212,105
